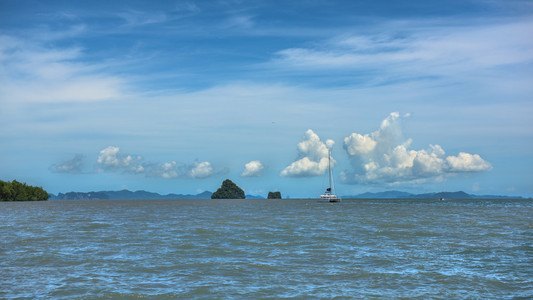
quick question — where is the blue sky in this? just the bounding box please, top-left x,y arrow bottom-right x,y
1,0 -> 532,197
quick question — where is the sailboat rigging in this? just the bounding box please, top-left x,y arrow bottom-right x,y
321,149 -> 341,202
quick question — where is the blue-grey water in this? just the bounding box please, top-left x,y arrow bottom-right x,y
1,198 -> 532,299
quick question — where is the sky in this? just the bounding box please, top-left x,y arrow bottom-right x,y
1,0 -> 532,198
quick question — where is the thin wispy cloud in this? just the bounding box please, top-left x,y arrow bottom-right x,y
272,20 -> 533,85
222,14 -> 255,29
0,33 -> 126,103
118,10 -> 168,27
50,154 -> 85,174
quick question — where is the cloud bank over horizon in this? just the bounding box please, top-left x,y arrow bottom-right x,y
53,146 -> 218,179
281,129 -> 335,177
341,112 -> 493,184
51,115 -> 493,186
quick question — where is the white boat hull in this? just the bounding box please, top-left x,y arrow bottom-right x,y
321,194 -> 341,202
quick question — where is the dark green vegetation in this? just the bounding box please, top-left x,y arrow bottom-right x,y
0,180 -> 49,201
211,179 -> 245,199
267,191 -> 282,199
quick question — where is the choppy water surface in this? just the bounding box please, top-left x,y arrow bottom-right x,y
1,198 -> 532,299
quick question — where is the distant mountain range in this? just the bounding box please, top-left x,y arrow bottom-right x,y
343,190 -> 522,199
50,190 -> 213,200
49,189 -> 522,200
49,190 -> 264,200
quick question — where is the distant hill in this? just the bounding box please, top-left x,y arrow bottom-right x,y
50,190 -> 213,200
354,190 -> 414,199
412,191 -> 473,199
343,190 -> 522,199
49,189 -> 522,200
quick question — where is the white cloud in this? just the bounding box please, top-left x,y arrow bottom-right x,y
118,10 -> 168,27
223,15 -> 255,29
241,160 -> 264,177
50,154 -> 85,174
93,146 -> 218,179
131,165 -> 145,174
446,152 -> 493,172
188,161 -> 214,179
341,112 -> 492,184
273,20 -> 533,81
97,146 -> 137,169
344,133 -> 377,155
281,129 -> 335,177
156,161 -> 178,178
0,32 -> 125,104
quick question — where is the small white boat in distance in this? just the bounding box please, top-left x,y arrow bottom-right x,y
321,149 -> 341,202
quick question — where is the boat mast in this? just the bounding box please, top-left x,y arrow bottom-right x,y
328,150 -> 333,195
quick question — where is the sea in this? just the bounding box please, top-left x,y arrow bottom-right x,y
1,198 -> 532,299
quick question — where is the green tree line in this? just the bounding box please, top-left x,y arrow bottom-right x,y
0,180 -> 49,201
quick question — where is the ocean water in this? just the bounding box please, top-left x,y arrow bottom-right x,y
1,198 -> 531,299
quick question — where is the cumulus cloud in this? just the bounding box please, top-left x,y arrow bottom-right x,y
188,161 -> 214,179
50,154 -> 85,174
344,132 -> 377,155
241,160 -> 264,177
281,129 -> 335,177
153,161 -> 178,178
97,146 -> 141,170
341,112 -> 492,184
446,153 -> 493,172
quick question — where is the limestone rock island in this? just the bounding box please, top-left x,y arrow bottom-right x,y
267,191 -> 282,199
211,179 -> 245,199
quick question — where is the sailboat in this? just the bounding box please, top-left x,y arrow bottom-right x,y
321,149 -> 341,202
